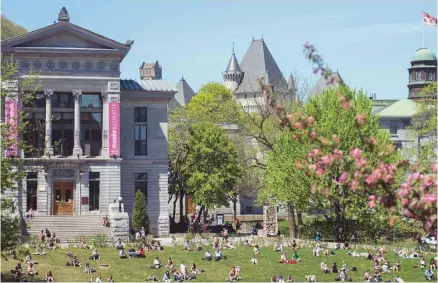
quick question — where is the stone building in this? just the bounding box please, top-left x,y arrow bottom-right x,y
140,61 -> 162,80
1,8 -> 176,237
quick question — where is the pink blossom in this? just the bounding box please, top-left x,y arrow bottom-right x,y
308,164 -> 316,171
294,122 -> 303,130
350,148 -> 362,160
339,171 -> 348,184
332,135 -> 340,144
355,159 -> 368,168
398,184 -> 409,198
341,101 -> 350,110
350,181 -> 358,192
423,193 -> 437,204
316,168 -> 325,176
369,200 -> 376,208
369,137 -> 376,145
356,113 -> 366,126
307,116 -> 315,125
369,195 -> 376,201
309,131 -> 318,140
433,163 -> 438,173
401,198 -> 409,207
424,176 -> 434,187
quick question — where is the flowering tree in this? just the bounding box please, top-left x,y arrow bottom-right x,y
262,43 -> 437,235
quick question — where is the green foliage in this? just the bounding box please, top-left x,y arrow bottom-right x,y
132,190 -> 149,233
185,122 -> 241,209
1,16 -> 27,40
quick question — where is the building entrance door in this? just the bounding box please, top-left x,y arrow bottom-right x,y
53,182 -> 74,215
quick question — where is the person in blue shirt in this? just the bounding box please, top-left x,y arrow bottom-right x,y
315,230 -> 321,241
425,267 -> 435,281
214,249 -> 223,261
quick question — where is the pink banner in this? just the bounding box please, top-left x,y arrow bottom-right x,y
109,102 -> 120,156
4,97 -> 18,156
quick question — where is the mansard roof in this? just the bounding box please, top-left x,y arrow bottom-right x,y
1,20 -> 131,60
235,38 -> 287,94
169,77 -> 196,108
120,79 -> 177,93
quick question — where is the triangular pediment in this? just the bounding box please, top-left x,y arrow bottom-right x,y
2,21 -> 130,56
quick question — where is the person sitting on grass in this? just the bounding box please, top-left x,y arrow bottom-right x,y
253,245 -> 260,256
89,249 -> 100,260
338,269 -> 346,282
292,251 -> 301,262
203,250 -> 212,261
394,275 -> 405,283
71,255 -> 81,267
184,239 -> 192,251
119,248 -> 127,259
127,248 -> 136,258
213,237 -> 221,249
313,244 -> 321,256
270,274 -> 276,283
332,262 -> 338,273
81,239 -> 89,249
166,257 -> 174,268
373,271 -> 381,282
430,258 -> 436,270
108,275 -> 114,283
278,274 -> 285,283
375,250 -> 384,263
367,251 -> 374,261
274,242 -> 283,252
115,239 -> 124,249
287,275 -> 293,282
244,239 -> 251,247
26,252 -> 38,265
228,266 -> 238,282
35,245 -> 46,255
137,247 -> 145,258
321,261 -> 331,273
215,249 -> 223,261
151,257 -> 161,269
173,270 -> 183,282
226,239 -> 236,249
381,261 -> 390,273
280,253 -> 288,264
45,270 -> 54,282
191,263 -> 201,275
48,238 -> 55,250
425,267 -> 435,281
393,260 -> 402,271
27,262 -> 38,276
291,240 -> 297,250
95,273 -> 103,283
364,270 -> 371,282
341,261 -> 348,273
163,270 -> 171,283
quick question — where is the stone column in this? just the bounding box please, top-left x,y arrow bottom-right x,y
73,90 -> 83,156
44,90 -> 54,156
101,92 -> 109,158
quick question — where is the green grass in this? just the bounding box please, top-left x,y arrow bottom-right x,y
1,246 -> 434,282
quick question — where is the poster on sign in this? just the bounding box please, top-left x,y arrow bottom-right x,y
109,101 -> 120,156
4,98 -> 18,156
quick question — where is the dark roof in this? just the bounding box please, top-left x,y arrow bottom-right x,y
120,79 -> 176,92
170,77 -> 196,108
225,53 -> 242,73
311,71 -> 345,96
235,39 -> 287,94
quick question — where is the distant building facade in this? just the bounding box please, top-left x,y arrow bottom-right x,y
140,61 -> 162,80
1,8 -> 176,236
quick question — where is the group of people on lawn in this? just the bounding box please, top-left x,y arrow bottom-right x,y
39,228 -> 59,250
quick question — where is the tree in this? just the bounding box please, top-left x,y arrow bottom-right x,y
1,16 -> 27,40
185,122 -> 241,218
132,190 -> 149,233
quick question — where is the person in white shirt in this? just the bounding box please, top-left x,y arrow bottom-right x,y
180,262 -> 187,274
151,257 -> 161,269
203,250 -> 212,261
421,257 -> 427,269
321,261 -> 330,273
214,249 -> 223,261
184,239 -> 192,251
95,274 -> 102,283
254,245 -> 260,256
119,249 -> 127,259
280,253 -> 288,263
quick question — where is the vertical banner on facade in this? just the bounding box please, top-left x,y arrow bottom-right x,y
109,101 -> 120,156
4,97 -> 18,156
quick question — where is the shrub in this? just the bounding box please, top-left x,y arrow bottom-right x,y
132,190 -> 149,233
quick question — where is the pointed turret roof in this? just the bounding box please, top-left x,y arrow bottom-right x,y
169,76 -> 195,108
225,43 -> 242,73
311,70 -> 345,96
235,38 -> 287,94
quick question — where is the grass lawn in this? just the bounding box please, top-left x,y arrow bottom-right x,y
1,246 -> 434,282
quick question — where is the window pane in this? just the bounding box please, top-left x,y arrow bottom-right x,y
53,93 -> 73,108
134,107 -> 147,122
134,126 -> 141,140
135,173 -> 148,180
89,172 -> 100,180
81,94 -> 102,108
140,125 -> 146,140
27,172 -> 38,180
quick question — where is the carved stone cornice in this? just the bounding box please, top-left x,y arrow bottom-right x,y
44,90 -> 54,98
73,90 -> 82,101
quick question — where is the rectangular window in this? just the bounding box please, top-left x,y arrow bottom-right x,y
428,72 -> 435,81
23,113 -> 45,157
26,172 -> 38,211
134,107 -> 147,122
89,172 -> 100,211
81,94 -> 102,108
245,206 -> 253,214
134,125 -> 147,156
135,173 -> 148,200
390,124 -> 398,134
416,72 -> 422,81
52,93 -> 73,108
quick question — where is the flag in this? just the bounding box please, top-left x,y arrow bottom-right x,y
423,12 -> 438,26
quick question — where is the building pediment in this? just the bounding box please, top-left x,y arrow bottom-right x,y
2,21 -> 131,59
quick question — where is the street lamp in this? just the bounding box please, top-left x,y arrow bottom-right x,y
118,196 -> 123,212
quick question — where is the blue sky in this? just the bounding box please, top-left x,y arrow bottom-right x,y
2,0 -> 437,99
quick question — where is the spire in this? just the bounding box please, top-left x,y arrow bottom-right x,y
58,7 -> 70,22
223,42 -> 244,92
232,41 -> 235,54
225,43 -> 242,73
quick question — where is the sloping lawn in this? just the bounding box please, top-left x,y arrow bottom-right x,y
1,246 -> 433,282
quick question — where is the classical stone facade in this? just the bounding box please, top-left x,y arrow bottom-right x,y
1,8 -> 176,236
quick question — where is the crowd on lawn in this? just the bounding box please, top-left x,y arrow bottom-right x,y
4,224 -> 438,283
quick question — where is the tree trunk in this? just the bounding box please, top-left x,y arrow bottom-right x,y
172,196 -> 178,223
232,199 -> 237,221
179,193 -> 185,224
297,210 -> 303,225
287,202 -> 297,238
197,205 -> 205,223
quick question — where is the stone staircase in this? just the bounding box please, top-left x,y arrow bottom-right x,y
25,215 -> 112,242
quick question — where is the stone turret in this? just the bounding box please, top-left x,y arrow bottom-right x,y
408,48 -> 437,99
223,43 -> 244,92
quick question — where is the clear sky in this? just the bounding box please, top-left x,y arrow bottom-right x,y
2,0 -> 437,99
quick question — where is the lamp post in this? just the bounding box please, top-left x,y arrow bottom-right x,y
118,196 -> 123,212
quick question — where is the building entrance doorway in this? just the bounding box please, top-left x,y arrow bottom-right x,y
53,181 -> 74,215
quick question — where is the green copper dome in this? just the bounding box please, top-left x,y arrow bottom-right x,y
412,48 -> 437,62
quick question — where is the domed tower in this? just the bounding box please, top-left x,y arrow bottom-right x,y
408,48 -> 437,99
223,43 -> 244,92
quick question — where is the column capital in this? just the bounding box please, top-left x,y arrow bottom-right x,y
44,90 -> 54,98
73,90 -> 82,101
